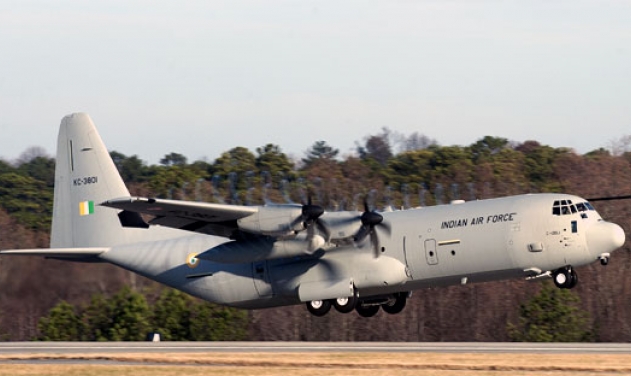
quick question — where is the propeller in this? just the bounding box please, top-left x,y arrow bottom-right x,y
587,195 -> 631,202
353,198 -> 391,258
291,195 -> 331,243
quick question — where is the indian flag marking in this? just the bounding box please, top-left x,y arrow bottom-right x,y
79,201 -> 95,216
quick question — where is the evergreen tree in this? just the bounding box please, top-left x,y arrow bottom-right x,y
106,286 -> 152,341
0,172 -> 53,231
38,301 -> 82,341
110,151 -> 152,183
255,143 -> 294,177
151,288 -> 192,340
507,282 -> 593,342
302,141 -> 339,168
81,294 -> 114,341
16,156 -> 55,187
189,302 -> 248,341
160,152 -> 188,166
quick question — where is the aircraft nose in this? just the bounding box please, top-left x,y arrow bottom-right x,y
586,221 -> 626,255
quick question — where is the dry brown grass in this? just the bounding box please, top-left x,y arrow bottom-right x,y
2,352 -> 631,376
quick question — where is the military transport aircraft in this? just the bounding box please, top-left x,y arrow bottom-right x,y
0,113 -> 626,317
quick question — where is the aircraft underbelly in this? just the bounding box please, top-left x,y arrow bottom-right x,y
101,235 -> 281,306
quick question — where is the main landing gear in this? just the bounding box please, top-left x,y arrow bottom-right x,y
306,292 -> 409,317
552,266 -> 578,289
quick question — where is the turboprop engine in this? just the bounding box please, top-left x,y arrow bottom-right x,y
197,234 -> 326,264
237,205 -> 305,236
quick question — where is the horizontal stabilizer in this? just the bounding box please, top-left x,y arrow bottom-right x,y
103,197 -> 258,222
102,196 -> 259,237
0,247 -> 108,259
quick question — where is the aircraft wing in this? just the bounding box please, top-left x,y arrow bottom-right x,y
0,247 -> 108,260
102,197 -> 259,238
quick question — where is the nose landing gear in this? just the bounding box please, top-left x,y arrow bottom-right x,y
598,253 -> 610,266
552,266 -> 578,289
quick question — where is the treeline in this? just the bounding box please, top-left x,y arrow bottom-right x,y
1,130 -> 631,341
3,131 -> 631,230
38,287 -> 247,341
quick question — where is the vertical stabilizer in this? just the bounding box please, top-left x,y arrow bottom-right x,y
50,113 -> 179,247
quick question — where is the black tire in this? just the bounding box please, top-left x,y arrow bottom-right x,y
553,267 -> 577,289
382,295 -> 407,315
306,300 -> 331,317
567,268 -> 578,289
333,296 -> 357,314
355,303 -> 379,318
553,269 -> 570,289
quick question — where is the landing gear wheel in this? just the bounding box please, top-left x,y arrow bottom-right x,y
553,267 -> 577,289
355,303 -> 380,318
306,300 -> 331,317
382,294 -> 407,315
333,296 -> 357,313
553,269 -> 569,288
601,257 -> 609,266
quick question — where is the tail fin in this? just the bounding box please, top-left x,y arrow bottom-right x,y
50,113 -> 179,247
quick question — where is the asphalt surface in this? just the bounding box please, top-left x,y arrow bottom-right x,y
0,341 -> 631,354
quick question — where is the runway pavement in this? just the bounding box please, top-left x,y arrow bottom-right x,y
1,341 -> 631,354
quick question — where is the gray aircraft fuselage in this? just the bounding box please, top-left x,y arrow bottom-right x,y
100,193 -> 621,309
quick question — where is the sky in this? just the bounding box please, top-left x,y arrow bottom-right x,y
1,0 -> 630,164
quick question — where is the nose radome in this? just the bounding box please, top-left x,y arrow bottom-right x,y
586,222 -> 626,256
613,223 -> 626,249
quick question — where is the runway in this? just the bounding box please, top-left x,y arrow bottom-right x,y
1,341 -> 631,354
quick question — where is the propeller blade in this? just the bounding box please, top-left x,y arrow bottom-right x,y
316,219 -> 331,242
370,230 -> 380,258
587,195 -> 631,202
354,225 -> 371,244
350,196 -> 389,257
378,220 -> 391,236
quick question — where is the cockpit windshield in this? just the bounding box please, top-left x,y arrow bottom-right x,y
552,200 -> 595,216
575,202 -> 595,212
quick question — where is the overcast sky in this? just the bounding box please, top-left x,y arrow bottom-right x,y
1,1 -> 630,164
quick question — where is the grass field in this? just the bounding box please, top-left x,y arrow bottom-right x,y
1,352 -> 631,375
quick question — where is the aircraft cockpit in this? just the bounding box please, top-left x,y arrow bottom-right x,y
552,199 -> 595,218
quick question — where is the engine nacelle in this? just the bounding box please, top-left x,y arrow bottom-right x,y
237,206 -> 304,236
320,211 -> 363,240
197,235 -> 325,264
